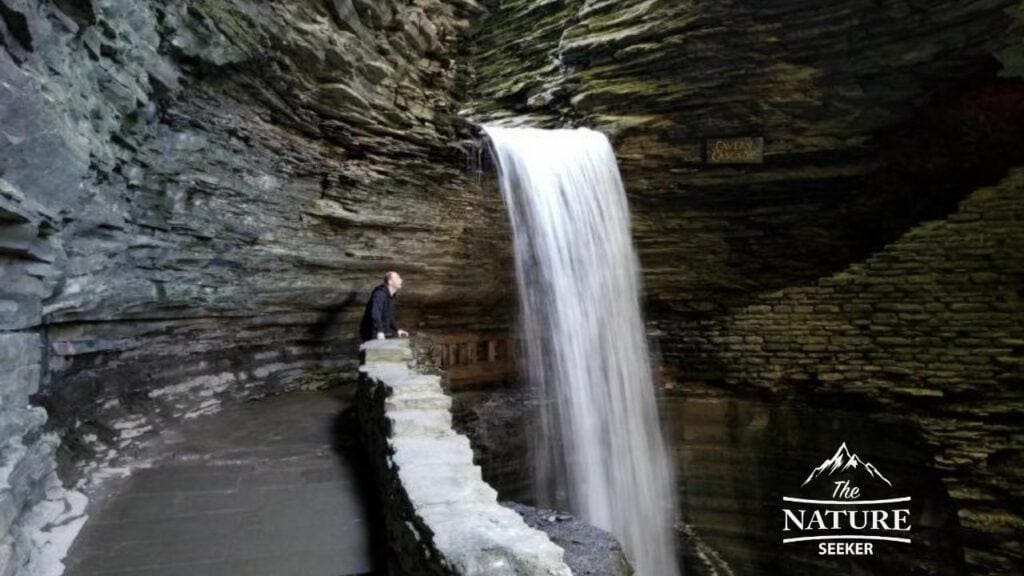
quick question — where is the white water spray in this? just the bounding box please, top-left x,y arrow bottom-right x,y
484,126 -> 680,576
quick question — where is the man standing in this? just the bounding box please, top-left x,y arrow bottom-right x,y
359,271 -> 410,341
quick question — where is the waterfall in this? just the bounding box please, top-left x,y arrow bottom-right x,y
484,126 -> 681,576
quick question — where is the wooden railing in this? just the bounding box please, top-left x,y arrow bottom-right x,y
430,332 -> 516,389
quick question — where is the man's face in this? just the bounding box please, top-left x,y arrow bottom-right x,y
390,274 -> 403,291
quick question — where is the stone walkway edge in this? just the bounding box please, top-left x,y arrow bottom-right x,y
357,339 -> 573,576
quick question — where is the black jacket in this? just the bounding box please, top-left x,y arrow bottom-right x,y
359,284 -> 398,341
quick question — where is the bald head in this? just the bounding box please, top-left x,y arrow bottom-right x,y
384,271 -> 403,294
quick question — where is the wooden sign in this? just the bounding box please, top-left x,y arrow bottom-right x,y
705,136 -> 764,164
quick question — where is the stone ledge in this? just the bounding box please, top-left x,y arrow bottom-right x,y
357,338 -> 573,576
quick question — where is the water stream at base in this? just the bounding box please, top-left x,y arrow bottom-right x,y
484,126 -> 681,576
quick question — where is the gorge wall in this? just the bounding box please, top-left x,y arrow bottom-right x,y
661,169 -> 1024,576
464,1 -> 1024,576
2,0 -> 1023,575
467,0 -> 1024,312
2,1 -> 512,572
1,0 -> 511,469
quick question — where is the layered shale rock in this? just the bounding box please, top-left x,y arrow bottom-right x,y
3,1 -> 1024,575
1,0 -> 512,572
467,0 -> 1024,312
1,0 -> 513,454
0,332 -> 88,576
465,3 -> 1024,576
660,168 -> 1024,576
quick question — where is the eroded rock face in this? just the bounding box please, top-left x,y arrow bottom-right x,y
463,2 -> 1024,576
1,332 -> 87,576
1,0 -> 512,571
660,168 -> 1024,576
1,0 -> 512,463
3,1 -> 1024,575
467,0 -> 1024,312
451,387 -> 535,502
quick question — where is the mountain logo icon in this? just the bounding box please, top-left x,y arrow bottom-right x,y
801,442 -> 892,487
784,442 -> 911,554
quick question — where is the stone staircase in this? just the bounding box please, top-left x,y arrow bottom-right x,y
357,338 -> 573,576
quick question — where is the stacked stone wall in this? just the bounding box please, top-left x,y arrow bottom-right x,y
356,338 -> 574,576
659,167 -> 1024,576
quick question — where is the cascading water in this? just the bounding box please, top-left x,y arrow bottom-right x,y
484,126 -> 681,576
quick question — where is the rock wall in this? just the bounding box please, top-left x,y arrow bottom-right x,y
463,3 -> 1024,576
466,0 -> 1024,312
661,394 -> 969,576
3,0 -> 1023,574
1,0 -> 512,571
659,168 -> 1024,575
1,332 -> 87,576
2,0 -> 513,428
356,338 -> 575,576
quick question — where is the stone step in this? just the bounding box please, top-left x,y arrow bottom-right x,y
391,435 -> 474,461
361,362 -> 412,383
387,374 -> 443,396
425,509 -> 571,575
390,442 -> 477,465
404,475 -> 497,509
397,461 -> 484,488
360,339 -> 413,364
385,392 -> 451,412
387,409 -> 453,438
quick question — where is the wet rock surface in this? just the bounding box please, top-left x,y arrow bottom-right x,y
63,389 -> 376,576
450,387 -> 535,502
0,332 -> 87,576
504,502 -> 632,576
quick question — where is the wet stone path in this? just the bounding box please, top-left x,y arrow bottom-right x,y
63,389 -> 378,576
